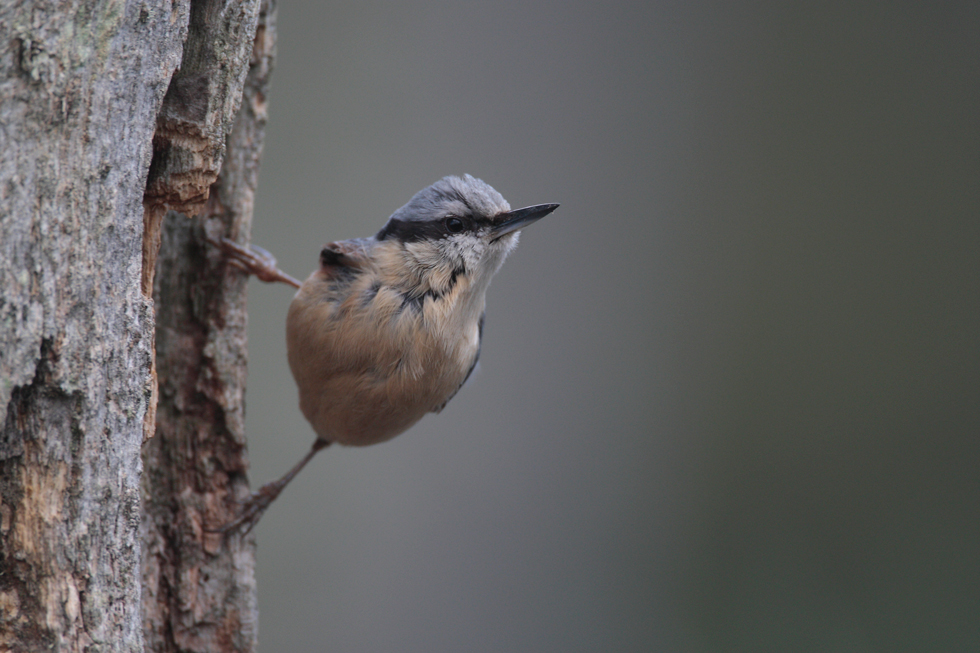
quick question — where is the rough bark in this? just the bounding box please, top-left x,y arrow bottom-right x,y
0,1 -> 186,650
140,1 -> 274,652
0,0 -> 270,650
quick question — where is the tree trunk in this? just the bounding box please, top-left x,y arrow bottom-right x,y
0,0 -> 272,650
141,1 -> 276,651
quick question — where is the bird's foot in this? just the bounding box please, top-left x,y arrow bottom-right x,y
209,237 -> 302,288
211,478 -> 289,536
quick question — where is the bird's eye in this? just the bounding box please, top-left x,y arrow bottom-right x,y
445,217 -> 464,233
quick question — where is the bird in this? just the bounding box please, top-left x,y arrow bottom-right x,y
213,174 -> 558,532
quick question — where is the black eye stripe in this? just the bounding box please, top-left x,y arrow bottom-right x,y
376,217 -> 488,242
376,218 -> 444,242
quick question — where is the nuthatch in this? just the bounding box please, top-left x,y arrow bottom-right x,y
215,175 -> 558,532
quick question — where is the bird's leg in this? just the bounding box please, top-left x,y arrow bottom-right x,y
207,237 -> 307,535
216,439 -> 332,535
209,237 -> 302,289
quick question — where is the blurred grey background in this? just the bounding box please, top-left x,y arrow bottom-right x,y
243,2 -> 978,651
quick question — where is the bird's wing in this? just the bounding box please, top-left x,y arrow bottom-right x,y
319,238 -> 372,270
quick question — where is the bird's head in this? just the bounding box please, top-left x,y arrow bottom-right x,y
375,174 -> 558,294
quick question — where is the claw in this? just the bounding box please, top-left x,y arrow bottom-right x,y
210,479 -> 288,535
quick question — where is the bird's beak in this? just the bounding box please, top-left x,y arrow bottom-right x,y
491,203 -> 560,240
